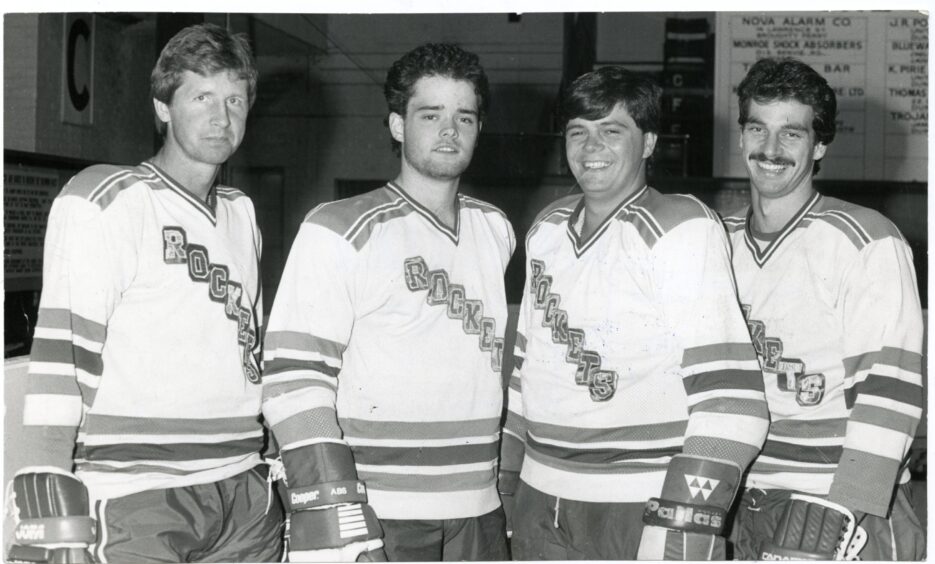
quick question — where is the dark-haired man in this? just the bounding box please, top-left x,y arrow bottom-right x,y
499,66 -> 769,560
262,43 -> 513,562
10,23 -> 284,563
724,57 -> 925,561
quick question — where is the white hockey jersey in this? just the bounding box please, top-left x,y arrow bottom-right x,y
725,192 -> 924,517
501,186 -> 769,503
262,182 -> 515,520
22,162 -> 265,501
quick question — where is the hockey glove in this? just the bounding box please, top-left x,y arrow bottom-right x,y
758,494 -> 867,560
7,468 -> 96,564
637,455 -> 740,560
497,470 -> 519,539
280,443 -> 386,563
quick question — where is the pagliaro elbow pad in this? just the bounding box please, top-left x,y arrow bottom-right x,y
641,455 -> 741,535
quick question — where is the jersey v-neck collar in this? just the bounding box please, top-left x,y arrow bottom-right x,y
142,161 -> 219,225
386,181 -> 460,244
566,185 -> 648,258
744,191 -> 822,268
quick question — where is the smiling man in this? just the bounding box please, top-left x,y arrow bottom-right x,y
261,43 -> 514,562
10,24 -> 285,563
724,57 -> 925,561
498,66 -> 769,560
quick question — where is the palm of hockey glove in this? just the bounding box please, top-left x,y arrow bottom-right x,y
637,455 -> 740,560
759,494 -> 867,560
7,469 -> 96,564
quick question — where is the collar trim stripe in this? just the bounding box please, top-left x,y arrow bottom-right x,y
386,182 -> 459,244
141,162 -> 217,225
745,192 -> 821,267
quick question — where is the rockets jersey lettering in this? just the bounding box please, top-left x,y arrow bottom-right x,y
403,256 -> 505,373
163,226 -> 260,383
527,258 -> 617,401
22,162 -> 265,501
724,193 -> 923,517
741,304 -> 823,407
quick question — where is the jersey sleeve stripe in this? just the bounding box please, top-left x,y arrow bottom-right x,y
21,372 -> 80,395
264,330 -> 347,359
851,393 -> 923,419
263,358 -> 339,379
844,347 -> 923,377
504,407 -> 527,438
842,421 -> 914,459
851,374 -> 924,408
682,342 -> 760,366
682,368 -> 766,395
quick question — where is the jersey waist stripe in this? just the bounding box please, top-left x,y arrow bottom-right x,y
526,419 -> 687,444
349,442 -> 497,467
526,440 -> 678,469
80,413 -> 263,435
340,416 -> 500,440
358,468 -> 493,492
75,436 -> 264,463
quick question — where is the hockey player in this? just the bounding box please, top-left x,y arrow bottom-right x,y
8,23 -> 285,563
261,43 -> 514,562
498,65 -> 770,560
724,57 -> 925,560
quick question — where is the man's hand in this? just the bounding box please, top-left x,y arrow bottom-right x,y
7,468 -> 96,564
636,455 -> 740,560
286,504 -> 386,562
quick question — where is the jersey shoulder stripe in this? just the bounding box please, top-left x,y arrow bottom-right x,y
806,196 -> 907,249
216,185 -> 250,202
623,189 -> 717,248
527,193 -> 580,242
303,186 -> 411,250
460,194 -> 508,221
721,207 -> 749,234
60,164 -> 156,210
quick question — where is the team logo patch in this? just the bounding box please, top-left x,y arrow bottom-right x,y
684,474 -> 720,501
795,373 -> 825,406
530,259 -> 618,402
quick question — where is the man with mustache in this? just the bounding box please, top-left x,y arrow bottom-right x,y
724,57 -> 925,560
498,66 -> 769,560
10,24 -> 284,563
262,43 -> 513,561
